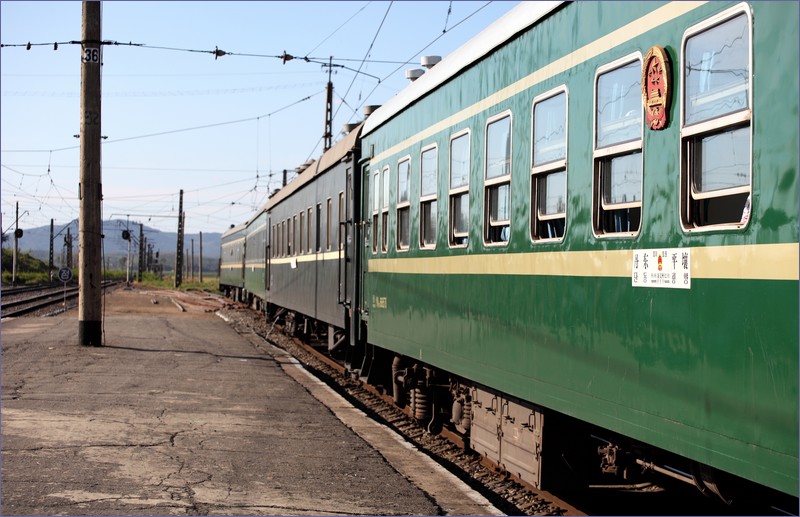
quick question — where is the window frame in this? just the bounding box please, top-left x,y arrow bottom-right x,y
396,156 -> 412,252
371,170 -> 380,254
281,220 -> 286,257
592,52 -> 644,239
448,129 -> 471,248
381,166 -> 390,253
679,3 -> 752,232
338,191 -> 345,251
299,210 -> 305,255
292,215 -> 297,256
531,86 -> 569,243
483,111 -> 513,246
419,144 -> 438,250
316,203 -> 322,252
326,197 -> 332,251
307,207 -> 312,254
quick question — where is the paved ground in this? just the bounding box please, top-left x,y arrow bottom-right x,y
1,286 -> 502,516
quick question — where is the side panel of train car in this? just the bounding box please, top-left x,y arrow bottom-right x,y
219,223 -> 246,295
266,131 -> 361,329
359,1 -> 798,496
244,211 -> 267,305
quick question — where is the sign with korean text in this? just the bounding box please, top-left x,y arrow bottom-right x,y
632,248 -> 690,289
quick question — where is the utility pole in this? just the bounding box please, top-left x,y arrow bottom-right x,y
174,189 -> 184,288
12,202 -> 19,286
65,227 -> 73,269
49,219 -> 55,283
78,0 -> 103,347
190,238 -> 195,282
199,231 -> 203,283
323,56 -> 333,152
124,215 -> 131,287
138,223 -> 144,282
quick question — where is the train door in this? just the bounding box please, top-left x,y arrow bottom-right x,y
343,161 -> 370,373
338,166 -> 352,308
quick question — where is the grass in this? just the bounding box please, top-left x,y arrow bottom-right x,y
1,249 -> 220,294
136,272 -> 221,294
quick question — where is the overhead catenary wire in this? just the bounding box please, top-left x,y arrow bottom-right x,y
354,1 -> 494,115
1,91 -> 322,155
3,2 -> 505,234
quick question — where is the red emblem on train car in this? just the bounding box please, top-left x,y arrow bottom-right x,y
641,46 -> 671,130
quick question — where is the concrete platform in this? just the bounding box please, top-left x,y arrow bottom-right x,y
1,286 -> 502,516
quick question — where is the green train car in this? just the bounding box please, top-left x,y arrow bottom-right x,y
219,222 -> 246,301
356,0 -> 798,503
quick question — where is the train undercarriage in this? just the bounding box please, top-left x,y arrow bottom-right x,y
254,301 -> 796,512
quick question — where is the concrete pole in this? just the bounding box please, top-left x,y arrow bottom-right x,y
49,219 -> 55,283
125,215 -> 131,286
138,223 -> 144,282
12,202 -> 18,286
78,0 -> 103,347
174,190 -> 184,288
199,231 -> 203,283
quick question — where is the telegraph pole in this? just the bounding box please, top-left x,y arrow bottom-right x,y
78,0 -> 103,347
66,227 -> 74,268
323,57 -> 333,152
49,219 -> 55,283
12,202 -> 19,286
174,189 -> 184,288
199,231 -> 203,283
138,223 -> 144,282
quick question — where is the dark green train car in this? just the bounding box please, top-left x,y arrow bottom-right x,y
219,222 -> 246,301
356,0 -> 798,501
262,127 -> 362,337
243,210 -> 267,309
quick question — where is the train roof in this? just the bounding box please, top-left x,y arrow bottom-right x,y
361,1 -> 563,137
261,122 -> 363,213
221,221 -> 247,239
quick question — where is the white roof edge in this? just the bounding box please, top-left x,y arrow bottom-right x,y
362,1 -> 563,137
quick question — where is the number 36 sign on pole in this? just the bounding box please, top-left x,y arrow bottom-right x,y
83,47 -> 100,63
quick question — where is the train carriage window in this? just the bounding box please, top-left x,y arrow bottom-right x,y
484,113 -> 512,245
397,158 -> 411,251
326,198 -> 332,251
285,219 -> 288,256
307,207 -> 312,254
449,130 -> 470,247
681,7 -> 751,230
382,166 -> 390,253
338,191 -> 345,251
593,55 -> 643,237
532,88 -> 568,241
372,171 -> 380,254
299,211 -> 305,254
292,215 -> 297,256
420,145 -> 438,249
316,203 -> 322,252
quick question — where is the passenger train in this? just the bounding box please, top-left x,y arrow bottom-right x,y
220,1 -> 799,506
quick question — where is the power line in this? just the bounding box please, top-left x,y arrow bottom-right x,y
304,1 -> 372,56
1,91 -> 322,154
1,38 -> 411,65
355,1 -> 494,115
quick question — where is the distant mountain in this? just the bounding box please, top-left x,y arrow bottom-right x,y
6,219 -> 221,266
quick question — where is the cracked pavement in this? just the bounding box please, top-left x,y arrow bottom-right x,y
1,287 -> 442,516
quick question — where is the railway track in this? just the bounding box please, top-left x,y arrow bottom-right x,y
1,282 -> 118,318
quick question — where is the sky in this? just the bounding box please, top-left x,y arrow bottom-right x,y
1,0 -> 519,236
